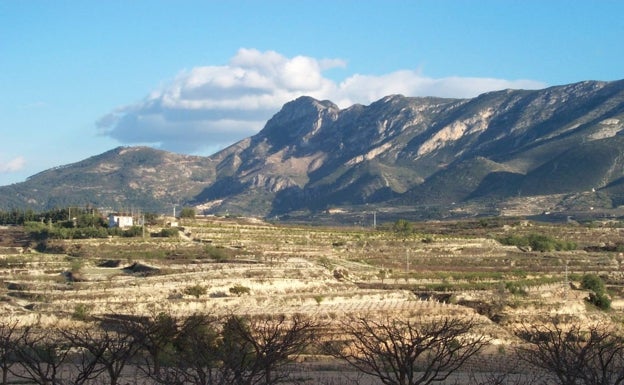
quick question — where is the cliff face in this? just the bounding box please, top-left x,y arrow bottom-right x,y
2,79 -> 624,219
193,80 -> 624,217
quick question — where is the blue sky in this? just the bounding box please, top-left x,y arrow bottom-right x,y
1,0 -> 623,186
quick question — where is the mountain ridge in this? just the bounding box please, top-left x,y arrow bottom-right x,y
2,79 -> 624,221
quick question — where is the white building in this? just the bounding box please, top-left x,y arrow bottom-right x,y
108,213 -> 134,228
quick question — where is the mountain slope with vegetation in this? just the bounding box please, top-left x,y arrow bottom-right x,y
1,79 -> 624,220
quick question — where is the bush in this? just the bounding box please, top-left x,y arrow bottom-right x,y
505,281 -> 527,296
392,219 -> 414,237
123,226 -> 144,237
179,207 -> 196,219
72,303 -> 91,320
421,236 -> 434,244
581,274 -> 610,310
154,227 -> 179,238
588,292 -> 611,310
205,245 -> 229,262
184,284 -> 207,298
498,233 -> 576,252
581,274 -> 606,294
229,284 -> 251,297
527,234 -> 556,252
498,234 -> 529,248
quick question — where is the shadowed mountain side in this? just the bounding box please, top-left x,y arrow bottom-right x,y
1,79 -> 624,220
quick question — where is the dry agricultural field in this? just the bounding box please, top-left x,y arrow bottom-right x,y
2,216 -> 624,384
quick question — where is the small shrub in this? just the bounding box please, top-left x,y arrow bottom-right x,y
581,274 -> 606,294
205,245 -> 229,262
498,234 -> 530,248
581,274 -> 611,310
378,269 -> 388,283
184,284 -> 207,298
179,207 -> 196,219
210,291 -> 228,298
123,226 -> 144,237
229,284 -> 251,297
588,292 -> 611,310
72,303 -> 91,321
505,281 -> 527,296
392,219 -> 414,237
499,233 -> 576,251
153,227 -> 179,238
318,256 -> 333,270
69,258 -> 83,273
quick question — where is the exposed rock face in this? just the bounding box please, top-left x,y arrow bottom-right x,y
195,80 -> 624,217
2,79 -> 624,219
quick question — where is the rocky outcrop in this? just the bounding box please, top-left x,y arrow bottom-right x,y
2,79 -> 624,219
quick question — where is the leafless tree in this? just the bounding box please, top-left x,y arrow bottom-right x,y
62,321 -> 141,385
0,318 -> 22,385
516,316 -> 624,385
325,314 -> 488,385
219,313 -> 319,385
466,367 -> 544,385
97,325 -> 142,385
121,311 -> 178,379
61,328 -> 109,385
150,314 -> 222,385
10,324 -> 74,385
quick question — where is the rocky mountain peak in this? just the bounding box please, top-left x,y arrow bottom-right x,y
3,79 -> 624,221
257,96 -> 339,149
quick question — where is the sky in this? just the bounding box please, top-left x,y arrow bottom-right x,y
1,0 -> 623,186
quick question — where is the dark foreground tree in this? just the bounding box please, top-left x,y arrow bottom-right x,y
98,326 -> 142,385
516,317 -> 624,385
220,313 -> 319,385
154,314 -> 222,385
63,320 -> 142,385
326,314 -> 488,385
0,318 -> 22,385
10,325 -> 75,385
129,312 -> 180,378
58,326 -> 109,385
129,312 -> 319,385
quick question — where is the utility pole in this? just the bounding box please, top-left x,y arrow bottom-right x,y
564,260 -> 569,300
373,211 -> 377,229
173,204 -> 177,218
406,248 -> 410,274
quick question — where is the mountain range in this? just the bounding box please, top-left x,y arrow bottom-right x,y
2,79 -> 624,222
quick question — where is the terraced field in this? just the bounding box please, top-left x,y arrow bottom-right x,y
2,217 -> 624,384
2,217 -> 623,324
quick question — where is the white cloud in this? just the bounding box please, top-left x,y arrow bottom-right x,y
0,156 -> 26,173
97,48 -> 546,154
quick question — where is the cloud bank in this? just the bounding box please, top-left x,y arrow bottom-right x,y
97,48 -> 546,154
0,156 -> 26,174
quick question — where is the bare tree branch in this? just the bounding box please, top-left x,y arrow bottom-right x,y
516,316 -> 624,385
326,314 -> 488,385
0,318 -> 23,385
220,313 -> 319,385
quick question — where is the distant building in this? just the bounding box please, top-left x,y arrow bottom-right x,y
108,213 -> 133,228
